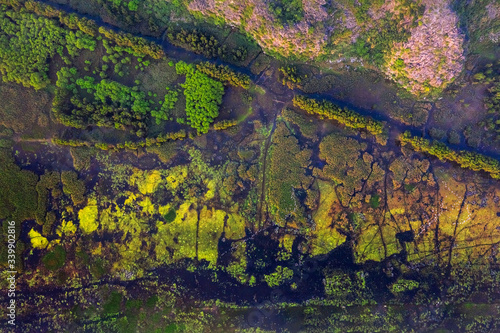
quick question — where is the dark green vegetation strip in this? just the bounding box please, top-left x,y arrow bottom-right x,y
53,130 -> 187,150
292,95 -> 384,135
98,26 -> 164,59
400,131 -> 500,179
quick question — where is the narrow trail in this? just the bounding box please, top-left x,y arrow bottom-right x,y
13,137 -> 53,144
256,105 -> 281,230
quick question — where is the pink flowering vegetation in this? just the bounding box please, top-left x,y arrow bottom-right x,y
187,0 -> 465,96
187,0 -> 331,59
384,1 -> 465,95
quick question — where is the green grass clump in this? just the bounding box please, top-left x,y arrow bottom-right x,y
369,194 -> 380,208
264,265 -> 294,287
103,291 -> 123,315
42,244 -> 66,271
163,208 -> 176,223
390,278 -> 419,294
267,122 -> 312,225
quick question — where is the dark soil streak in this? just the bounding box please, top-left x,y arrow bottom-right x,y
445,184 -> 468,277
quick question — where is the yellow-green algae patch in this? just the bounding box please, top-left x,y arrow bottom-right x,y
154,202 -> 198,264
197,206 -> 225,265
130,169 -> 163,194
165,165 -> 188,190
355,212 -> 399,263
311,180 -> 346,256
78,199 -> 99,234
29,229 -> 49,249
225,213 -> 246,240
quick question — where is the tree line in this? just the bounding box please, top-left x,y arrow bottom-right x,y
165,27 -> 247,63
292,95 -> 384,135
52,129 -> 187,151
196,62 -> 250,89
400,131 -> 500,179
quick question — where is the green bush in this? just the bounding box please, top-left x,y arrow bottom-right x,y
163,208 -> 176,223
167,28 -> 222,58
151,89 -> 178,124
429,128 -> 446,140
390,278 -> 419,294
35,171 -> 61,225
54,68 -> 158,135
473,62 -> 500,141
0,9 -> 67,89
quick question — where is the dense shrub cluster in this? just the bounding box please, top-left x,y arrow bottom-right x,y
61,171 -> 86,206
268,0 -> 304,25
0,9 -> 71,89
35,172 -> 61,225
400,131 -> 500,179
166,28 -> 247,62
1,0 -> 99,35
474,62 -> 500,141
279,65 -> 304,89
166,28 -> 226,59
94,0 -> 141,26
53,68 -> 155,135
0,1 -> 161,92
176,61 -> 224,134
151,89 -> 178,124
196,62 -> 250,89
292,95 -> 384,135
5,0 -> 161,58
